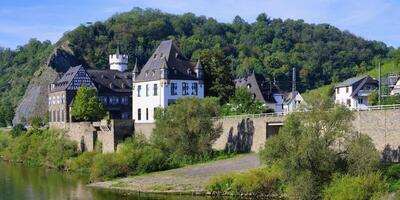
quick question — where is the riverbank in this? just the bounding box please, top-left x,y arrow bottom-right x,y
89,154 -> 261,195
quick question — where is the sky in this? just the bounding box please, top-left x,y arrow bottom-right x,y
0,0 -> 399,49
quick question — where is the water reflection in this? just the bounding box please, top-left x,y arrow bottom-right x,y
0,161 -> 216,200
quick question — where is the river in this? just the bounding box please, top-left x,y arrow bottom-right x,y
0,161 -> 212,200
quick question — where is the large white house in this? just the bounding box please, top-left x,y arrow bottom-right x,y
334,76 -> 378,109
132,40 -> 204,123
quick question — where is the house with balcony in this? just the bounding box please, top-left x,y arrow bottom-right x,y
334,76 -> 378,109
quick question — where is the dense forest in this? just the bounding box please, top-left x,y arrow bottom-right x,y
0,7 -> 397,126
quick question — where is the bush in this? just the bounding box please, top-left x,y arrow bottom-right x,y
10,124 -> 26,137
207,165 -> 284,196
66,152 -> 98,173
0,131 -> 11,151
90,153 -> 129,181
323,173 -> 388,200
152,97 -> 222,164
1,129 -> 78,169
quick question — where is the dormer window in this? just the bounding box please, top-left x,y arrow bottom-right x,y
247,84 -> 252,89
152,70 -> 155,76
153,54 -> 157,59
145,71 -> 149,77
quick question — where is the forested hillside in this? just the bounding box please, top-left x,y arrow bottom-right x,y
0,40 -> 53,126
0,7 -> 396,126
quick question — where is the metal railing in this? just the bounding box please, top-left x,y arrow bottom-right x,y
213,112 -> 285,120
351,104 -> 400,111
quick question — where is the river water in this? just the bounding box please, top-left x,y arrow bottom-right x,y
0,161 -> 211,200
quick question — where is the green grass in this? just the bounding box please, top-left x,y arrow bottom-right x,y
363,61 -> 400,78
304,83 -> 335,99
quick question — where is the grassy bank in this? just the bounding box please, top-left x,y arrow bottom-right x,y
0,128 -> 235,182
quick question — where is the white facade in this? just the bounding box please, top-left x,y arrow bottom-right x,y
334,86 -> 370,109
132,80 -> 204,123
109,54 -> 128,72
283,93 -> 304,114
391,79 -> 400,95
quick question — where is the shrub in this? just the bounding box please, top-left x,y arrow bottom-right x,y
29,116 -> 43,129
136,146 -> 167,173
323,173 -> 388,200
207,165 -> 284,196
90,153 -> 129,181
66,152 -> 98,173
10,124 -> 26,137
0,131 -> 11,151
152,97 -> 222,163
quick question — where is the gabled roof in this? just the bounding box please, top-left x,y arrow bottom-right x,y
87,69 -> 132,93
234,72 -> 280,104
350,76 -> 378,97
134,40 -> 199,82
50,65 -> 132,94
284,91 -> 299,104
51,65 -> 84,92
336,77 -> 365,87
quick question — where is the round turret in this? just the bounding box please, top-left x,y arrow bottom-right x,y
109,47 -> 128,72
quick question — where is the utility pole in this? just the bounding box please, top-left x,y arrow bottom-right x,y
292,67 -> 296,95
379,62 -> 381,105
292,67 -> 296,110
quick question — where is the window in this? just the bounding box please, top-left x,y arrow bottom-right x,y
48,97 -> 51,105
114,96 -> 120,105
346,99 -> 351,106
57,110 -> 60,122
171,83 -> 177,95
122,112 -> 129,119
121,96 -> 128,105
182,82 -> 188,95
108,96 -> 114,105
61,95 -> 65,104
358,98 -> 363,104
138,109 -> 141,120
53,110 -> 56,122
146,108 -> 149,120
137,85 -> 141,97
153,84 -> 158,96
61,110 -> 64,122
192,83 -> 198,95
146,84 -> 149,96
336,88 -> 339,94
346,86 -> 349,93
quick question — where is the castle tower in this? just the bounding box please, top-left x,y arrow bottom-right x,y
109,47 -> 128,72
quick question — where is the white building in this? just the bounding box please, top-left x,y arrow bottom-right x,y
334,76 -> 378,109
132,40 -> 204,123
283,91 -> 304,114
109,47 -> 128,72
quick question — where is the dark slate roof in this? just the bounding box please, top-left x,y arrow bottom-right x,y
50,65 -> 132,94
381,75 -> 399,87
87,69 -> 132,93
336,77 -> 365,87
235,72 -> 280,104
51,65 -> 83,92
284,91 -> 299,104
134,40 -> 199,82
350,76 -> 378,97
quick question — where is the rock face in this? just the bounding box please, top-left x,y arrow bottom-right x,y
13,42 -> 81,125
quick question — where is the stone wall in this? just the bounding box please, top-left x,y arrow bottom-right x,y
213,116 -> 284,152
353,109 -> 400,151
55,120 -> 134,153
134,122 -> 156,139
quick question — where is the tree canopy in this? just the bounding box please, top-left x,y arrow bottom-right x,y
71,85 -> 106,121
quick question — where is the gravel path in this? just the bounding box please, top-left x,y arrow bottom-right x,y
89,154 -> 261,194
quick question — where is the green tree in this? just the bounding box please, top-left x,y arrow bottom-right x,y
71,85 -> 105,121
260,94 -> 380,199
368,91 -> 379,106
151,97 -> 222,163
197,48 -> 235,103
223,86 -> 268,115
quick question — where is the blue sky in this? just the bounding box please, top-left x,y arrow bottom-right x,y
1,0 -> 399,49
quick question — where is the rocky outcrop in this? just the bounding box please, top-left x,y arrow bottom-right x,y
12,42 -> 81,125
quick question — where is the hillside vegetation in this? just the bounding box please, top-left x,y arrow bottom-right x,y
0,7 -> 395,125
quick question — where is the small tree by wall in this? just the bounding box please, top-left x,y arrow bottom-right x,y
71,85 -> 106,122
